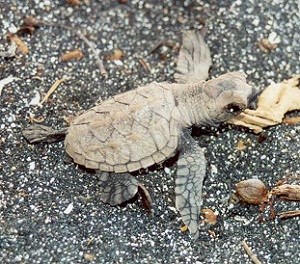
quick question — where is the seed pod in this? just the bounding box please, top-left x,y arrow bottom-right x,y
60,49 -> 84,62
235,179 -> 268,205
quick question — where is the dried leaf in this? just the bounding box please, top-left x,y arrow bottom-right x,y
201,208 -> 218,225
272,184 -> 300,201
236,179 -> 268,205
228,76 -> 300,133
7,33 -> 29,54
60,49 -> 84,62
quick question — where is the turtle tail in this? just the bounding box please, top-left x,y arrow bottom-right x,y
22,125 -> 68,144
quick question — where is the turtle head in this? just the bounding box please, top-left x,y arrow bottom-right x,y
201,72 -> 254,125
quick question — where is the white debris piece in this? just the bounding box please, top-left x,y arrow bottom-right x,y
29,161 -> 36,171
29,91 -> 41,106
164,167 -> 171,174
210,164 -> 218,174
63,202 -> 74,214
268,32 -> 281,44
0,76 -> 19,96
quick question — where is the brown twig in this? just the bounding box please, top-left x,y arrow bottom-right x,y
278,210 -> 300,219
148,39 -> 167,54
242,240 -> 262,264
272,184 -> 300,201
75,31 -> 108,77
138,58 -> 151,72
41,78 -> 67,104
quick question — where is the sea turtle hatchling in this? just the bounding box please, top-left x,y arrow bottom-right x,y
23,31 -> 254,239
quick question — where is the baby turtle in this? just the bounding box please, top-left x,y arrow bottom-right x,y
23,31 -> 254,239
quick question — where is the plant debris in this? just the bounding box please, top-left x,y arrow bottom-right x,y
258,32 -> 280,52
242,240 -> 262,264
277,210 -> 300,219
235,179 -> 268,205
18,16 -> 41,35
272,184 -> 300,201
7,33 -> 29,54
60,49 -> 84,62
106,49 -> 123,61
258,38 -> 277,52
138,58 -> 151,72
29,114 -> 45,123
180,224 -> 188,232
148,39 -> 179,54
40,77 -> 68,105
236,139 -> 251,151
228,76 -> 300,133
201,208 -> 218,225
75,31 -> 108,77
234,175 -> 300,221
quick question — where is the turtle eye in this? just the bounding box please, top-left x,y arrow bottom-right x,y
225,103 -> 243,113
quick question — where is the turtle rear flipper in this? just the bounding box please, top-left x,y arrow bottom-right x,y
175,30 -> 212,84
98,172 -> 153,212
22,125 -> 68,143
175,130 -> 206,239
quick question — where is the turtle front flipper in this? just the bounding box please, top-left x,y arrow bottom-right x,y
174,30 -> 212,84
98,172 -> 153,212
175,130 -> 206,239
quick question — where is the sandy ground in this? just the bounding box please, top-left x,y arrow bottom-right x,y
1,1 -> 299,263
